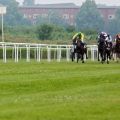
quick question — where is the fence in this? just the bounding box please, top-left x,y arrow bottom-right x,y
0,42 -> 98,63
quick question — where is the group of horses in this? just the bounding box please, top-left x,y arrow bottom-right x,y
70,36 -> 120,64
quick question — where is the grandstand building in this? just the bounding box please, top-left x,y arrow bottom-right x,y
19,3 -> 118,25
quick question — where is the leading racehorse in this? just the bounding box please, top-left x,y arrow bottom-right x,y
71,39 -> 87,63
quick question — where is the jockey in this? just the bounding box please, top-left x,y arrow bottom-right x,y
115,34 -> 120,43
107,34 -> 113,48
97,31 -> 108,43
98,32 -> 112,46
72,32 -> 84,43
72,32 -> 85,51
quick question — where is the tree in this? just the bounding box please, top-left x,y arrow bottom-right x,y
36,24 -> 53,40
0,0 -> 31,26
23,0 -> 35,6
76,0 -> 104,32
107,8 -> 120,35
36,10 -> 68,27
66,25 -> 76,33
48,11 -> 68,27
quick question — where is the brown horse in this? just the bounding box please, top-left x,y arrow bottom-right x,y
114,35 -> 120,62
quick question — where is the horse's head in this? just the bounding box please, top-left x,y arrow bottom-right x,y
76,39 -> 81,46
105,41 -> 112,51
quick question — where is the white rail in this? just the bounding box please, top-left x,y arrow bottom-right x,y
0,42 -> 98,63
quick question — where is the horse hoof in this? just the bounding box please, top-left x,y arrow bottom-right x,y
107,61 -> 109,64
82,61 -> 84,63
101,61 -> 104,64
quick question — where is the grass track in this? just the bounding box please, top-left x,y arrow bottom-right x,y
0,61 -> 120,120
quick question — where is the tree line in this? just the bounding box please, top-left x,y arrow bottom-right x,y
0,0 -> 120,42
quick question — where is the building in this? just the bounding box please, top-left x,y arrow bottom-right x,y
19,3 -> 119,25
98,6 -> 118,21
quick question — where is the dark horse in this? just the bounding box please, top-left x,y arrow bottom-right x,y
71,39 -> 87,63
98,38 -> 112,64
112,38 -> 120,62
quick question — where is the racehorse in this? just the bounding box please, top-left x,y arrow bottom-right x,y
105,41 -> 113,63
115,40 -> 120,62
98,38 -> 112,64
71,39 -> 87,63
112,37 -> 120,62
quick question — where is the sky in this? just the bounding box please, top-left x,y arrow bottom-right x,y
16,0 -> 120,6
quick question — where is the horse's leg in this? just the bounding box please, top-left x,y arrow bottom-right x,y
109,50 -> 112,60
107,52 -> 109,64
116,53 -> 120,63
108,51 -> 111,63
77,53 -> 79,63
112,52 -> 114,61
81,53 -> 84,63
103,51 -> 106,61
114,53 -> 117,61
86,53 -> 88,59
100,52 -> 104,64
98,50 -> 100,61
98,50 -> 102,62
112,52 -> 116,61
105,50 -> 108,64
71,52 -> 74,62
72,51 -> 76,62
82,54 -> 84,63
85,48 -> 88,59
116,53 -> 119,63
119,53 -> 120,62
111,50 -> 114,60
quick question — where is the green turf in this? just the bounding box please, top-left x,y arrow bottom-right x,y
0,60 -> 120,120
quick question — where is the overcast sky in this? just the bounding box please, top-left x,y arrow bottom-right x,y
16,0 -> 120,6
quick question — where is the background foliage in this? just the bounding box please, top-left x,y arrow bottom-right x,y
0,0 -> 120,44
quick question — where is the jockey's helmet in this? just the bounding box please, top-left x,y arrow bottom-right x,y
100,32 -> 108,39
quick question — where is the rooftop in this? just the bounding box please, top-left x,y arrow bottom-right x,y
19,3 -> 120,9
20,3 -> 80,9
